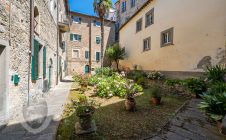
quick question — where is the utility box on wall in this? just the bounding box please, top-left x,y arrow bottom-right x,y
11,74 -> 20,85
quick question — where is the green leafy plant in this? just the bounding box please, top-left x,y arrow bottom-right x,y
165,79 -> 183,87
199,92 -> 226,121
206,65 -> 226,82
209,82 -> 226,94
184,78 -> 207,95
95,67 -> 113,76
147,71 -> 165,80
127,70 -> 146,82
73,96 -> 96,117
149,86 -> 162,99
106,43 -> 125,72
88,75 -> 100,86
137,77 -> 145,86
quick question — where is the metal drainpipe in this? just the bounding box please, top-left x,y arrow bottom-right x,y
89,17 -> 92,73
56,0 -> 59,85
28,0 -> 34,106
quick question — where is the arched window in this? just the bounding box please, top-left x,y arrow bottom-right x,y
34,6 -> 40,35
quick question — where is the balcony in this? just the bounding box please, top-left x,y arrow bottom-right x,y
58,15 -> 70,33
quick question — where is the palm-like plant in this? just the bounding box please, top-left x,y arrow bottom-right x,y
106,43 -> 125,72
93,0 -> 113,68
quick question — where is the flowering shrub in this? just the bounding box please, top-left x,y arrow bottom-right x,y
95,67 -> 114,76
93,72 -> 143,98
147,71 -> 165,80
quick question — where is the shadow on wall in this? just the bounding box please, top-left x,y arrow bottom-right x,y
197,47 -> 226,70
103,21 -> 116,67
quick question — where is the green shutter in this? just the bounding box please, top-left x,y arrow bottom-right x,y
70,34 -> 73,41
85,51 -> 89,59
96,52 -> 100,61
78,35 -> 82,42
43,47 -> 46,79
32,39 -> 39,80
96,37 -> 101,44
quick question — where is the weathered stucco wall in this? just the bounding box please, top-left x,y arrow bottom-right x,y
120,0 -> 226,73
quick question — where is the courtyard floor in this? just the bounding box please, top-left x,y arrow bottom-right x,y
149,99 -> 226,140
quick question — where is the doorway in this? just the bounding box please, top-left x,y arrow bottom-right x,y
85,65 -> 90,74
0,45 -> 6,118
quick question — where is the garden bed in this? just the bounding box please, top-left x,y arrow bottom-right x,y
57,82 -> 189,140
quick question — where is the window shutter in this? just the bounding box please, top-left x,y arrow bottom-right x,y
78,35 -> 82,42
70,34 -> 73,41
32,39 -> 39,80
96,52 -> 100,61
85,51 -> 89,59
43,47 -> 46,79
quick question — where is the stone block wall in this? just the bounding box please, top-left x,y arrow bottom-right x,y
0,0 -> 64,121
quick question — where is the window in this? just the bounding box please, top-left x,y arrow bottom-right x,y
70,34 -> 82,42
72,49 -> 79,58
131,0 -> 136,8
143,37 -> 151,51
96,52 -> 100,61
94,20 -> 101,27
85,51 -> 89,59
121,1 -> 126,13
34,6 -> 40,35
161,28 -> 174,47
61,41 -> 66,52
136,18 -> 142,32
72,16 -> 81,24
145,8 -> 154,27
96,36 -> 101,44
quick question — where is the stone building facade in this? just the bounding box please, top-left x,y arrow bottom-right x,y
67,12 -> 116,75
0,0 -> 69,124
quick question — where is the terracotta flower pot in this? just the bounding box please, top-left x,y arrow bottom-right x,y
125,98 -> 136,112
151,97 -> 161,105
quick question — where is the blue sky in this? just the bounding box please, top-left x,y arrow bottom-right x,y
69,0 -> 118,16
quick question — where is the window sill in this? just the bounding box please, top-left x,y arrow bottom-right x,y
145,23 -> 153,28
143,48 -> 151,52
161,43 -> 174,47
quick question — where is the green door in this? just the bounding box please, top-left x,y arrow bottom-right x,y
85,65 -> 89,74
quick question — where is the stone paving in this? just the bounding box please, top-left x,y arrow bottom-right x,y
0,76 -> 73,140
149,99 -> 226,140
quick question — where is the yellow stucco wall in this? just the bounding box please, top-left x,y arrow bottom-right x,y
119,0 -> 226,72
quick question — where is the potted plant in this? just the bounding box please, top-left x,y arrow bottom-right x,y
125,84 -> 137,112
150,86 -> 162,105
73,96 -> 95,130
79,75 -> 89,89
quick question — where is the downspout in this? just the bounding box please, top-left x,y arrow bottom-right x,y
28,0 -> 34,105
9,0 -> 11,46
56,0 -> 59,85
89,17 -> 92,73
